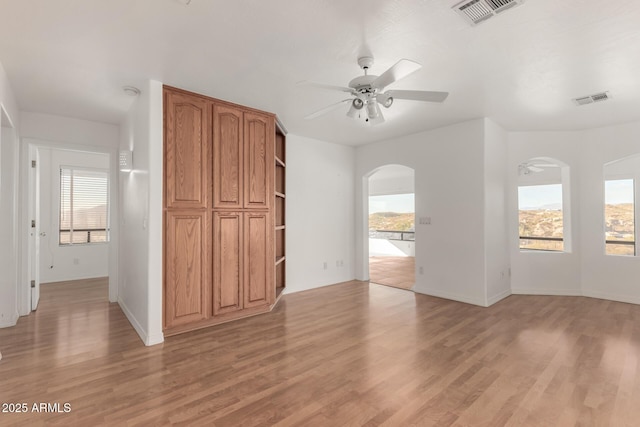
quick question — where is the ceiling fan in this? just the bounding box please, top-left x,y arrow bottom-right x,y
518,161 -> 560,175
301,56 -> 449,124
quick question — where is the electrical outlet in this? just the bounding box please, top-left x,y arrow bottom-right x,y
419,217 -> 431,225
323,261 -> 327,270
419,266 -> 424,275
73,258 -> 79,265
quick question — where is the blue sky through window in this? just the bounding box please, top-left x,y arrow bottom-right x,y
369,194 -> 414,214
518,184 -> 562,210
605,179 -> 634,204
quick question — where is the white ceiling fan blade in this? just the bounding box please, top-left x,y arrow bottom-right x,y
304,99 -> 352,120
297,80 -> 353,93
371,59 -> 422,90
386,90 -> 449,103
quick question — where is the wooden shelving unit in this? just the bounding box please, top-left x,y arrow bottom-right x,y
275,126 -> 286,300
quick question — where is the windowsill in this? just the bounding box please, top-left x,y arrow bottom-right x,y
59,242 -> 109,247
519,249 -> 567,254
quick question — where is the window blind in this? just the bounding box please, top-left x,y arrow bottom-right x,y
59,168 -> 109,245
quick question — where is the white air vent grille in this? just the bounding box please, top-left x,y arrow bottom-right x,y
453,0 -> 526,25
573,91 -> 611,106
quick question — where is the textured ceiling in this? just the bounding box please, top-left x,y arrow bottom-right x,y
1,0 -> 639,145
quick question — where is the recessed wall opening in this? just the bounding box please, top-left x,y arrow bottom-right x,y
604,153 -> 639,257
28,146 -> 111,312
367,165 -> 415,290
517,157 -> 571,252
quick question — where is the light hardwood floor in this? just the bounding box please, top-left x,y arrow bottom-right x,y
1,278 -> 640,426
369,256 -> 415,290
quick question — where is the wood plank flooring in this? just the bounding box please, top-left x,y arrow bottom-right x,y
369,256 -> 415,290
2,278 -> 640,426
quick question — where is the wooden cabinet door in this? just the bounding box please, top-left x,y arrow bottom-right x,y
213,212 -> 243,316
243,212 -> 274,308
165,91 -> 209,209
212,104 -> 243,209
243,113 -> 274,209
165,211 -> 209,329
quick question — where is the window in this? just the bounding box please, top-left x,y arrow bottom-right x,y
518,184 -> 563,251
59,168 -> 109,245
605,179 -> 635,256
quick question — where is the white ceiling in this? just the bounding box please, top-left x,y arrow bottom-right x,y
1,0 -> 639,146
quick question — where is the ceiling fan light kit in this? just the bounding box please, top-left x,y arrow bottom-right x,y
302,55 -> 449,125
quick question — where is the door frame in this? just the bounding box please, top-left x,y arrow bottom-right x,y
360,164 -> 416,283
18,139 -> 119,315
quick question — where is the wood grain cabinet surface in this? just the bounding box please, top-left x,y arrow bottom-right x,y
163,86 -> 280,335
164,90 -> 209,209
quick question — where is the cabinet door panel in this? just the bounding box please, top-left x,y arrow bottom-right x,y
244,113 -> 274,209
244,212 -> 274,308
213,212 -> 243,315
213,104 -> 243,209
165,212 -> 208,329
165,91 -> 209,208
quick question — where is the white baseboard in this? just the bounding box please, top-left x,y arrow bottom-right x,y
413,286 -> 486,307
511,288 -> 582,297
582,289 -> 640,306
146,332 -> 164,346
118,299 -> 163,346
487,289 -> 512,306
0,311 -> 19,329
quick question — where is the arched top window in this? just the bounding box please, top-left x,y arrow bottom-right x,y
603,154 -> 639,256
517,157 -> 571,252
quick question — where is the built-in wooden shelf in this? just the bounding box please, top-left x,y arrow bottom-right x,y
275,125 -> 286,303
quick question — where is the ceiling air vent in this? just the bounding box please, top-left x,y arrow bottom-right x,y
452,0 -> 526,26
573,91 -> 611,106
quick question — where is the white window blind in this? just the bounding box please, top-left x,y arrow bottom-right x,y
59,168 -> 109,245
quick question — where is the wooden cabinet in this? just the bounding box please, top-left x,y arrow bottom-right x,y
164,85 -> 282,335
164,211 -> 208,329
212,107 -> 274,210
244,113 -> 274,210
244,212 -> 274,308
165,90 -> 209,209
212,211 -> 243,316
212,104 -> 243,209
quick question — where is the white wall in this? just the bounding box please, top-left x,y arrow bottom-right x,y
0,60 -> 20,328
19,112 -> 120,312
484,119 -> 511,305
37,147 -> 110,283
118,79 -> 164,346
285,134 -> 356,293
356,119 -> 488,306
508,121 -> 640,304
369,169 -> 414,196
0,118 -> 19,328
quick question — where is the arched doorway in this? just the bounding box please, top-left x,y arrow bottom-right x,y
367,165 -> 415,290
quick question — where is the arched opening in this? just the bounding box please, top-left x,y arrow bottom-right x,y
366,164 -> 415,290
